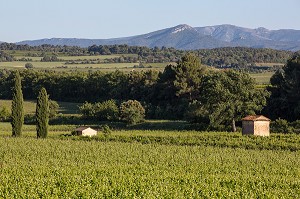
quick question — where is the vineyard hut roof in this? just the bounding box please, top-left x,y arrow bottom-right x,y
242,115 -> 270,136
242,115 -> 270,121
74,127 -> 97,137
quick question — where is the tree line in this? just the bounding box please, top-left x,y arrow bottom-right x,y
0,43 -> 296,71
195,47 -> 292,69
0,43 -> 87,55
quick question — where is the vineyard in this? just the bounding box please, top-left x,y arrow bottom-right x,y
0,123 -> 300,198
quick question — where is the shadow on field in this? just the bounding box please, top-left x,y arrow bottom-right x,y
125,120 -> 189,131
57,101 -> 81,115
48,116 -> 194,131
81,120 -> 192,131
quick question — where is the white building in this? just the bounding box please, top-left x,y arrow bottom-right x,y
74,127 -> 97,137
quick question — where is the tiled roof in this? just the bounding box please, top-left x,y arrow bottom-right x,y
75,126 -> 90,131
242,115 -> 270,121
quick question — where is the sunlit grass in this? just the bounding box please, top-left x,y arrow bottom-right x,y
250,71 -> 274,84
0,99 -> 80,115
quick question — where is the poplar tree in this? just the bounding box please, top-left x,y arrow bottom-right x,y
36,87 -> 49,138
11,71 -> 24,137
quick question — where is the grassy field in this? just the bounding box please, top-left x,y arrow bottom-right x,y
0,52 -> 167,72
0,122 -> 300,198
0,100 -> 36,114
0,99 -> 80,115
255,62 -> 285,67
250,72 -> 274,84
0,61 -> 167,72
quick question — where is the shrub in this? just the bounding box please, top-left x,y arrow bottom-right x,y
271,118 -> 293,134
25,63 -> 33,69
291,120 -> 300,134
120,100 -> 145,125
94,100 -> 119,121
101,125 -> 112,137
0,106 -> 10,121
78,102 -> 94,119
41,55 -> 59,62
79,100 -> 119,121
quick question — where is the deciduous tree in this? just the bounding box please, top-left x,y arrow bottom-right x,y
187,70 -> 269,131
120,100 -> 145,125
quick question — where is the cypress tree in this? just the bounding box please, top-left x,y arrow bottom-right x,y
11,71 -> 24,137
36,87 -> 49,138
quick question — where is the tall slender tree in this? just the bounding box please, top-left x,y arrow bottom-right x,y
11,71 -> 24,137
36,87 -> 49,138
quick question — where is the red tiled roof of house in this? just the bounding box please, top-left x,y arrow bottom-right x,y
242,115 -> 270,121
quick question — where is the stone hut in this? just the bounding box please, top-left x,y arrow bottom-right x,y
74,127 -> 97,137
242,115 -> 270,136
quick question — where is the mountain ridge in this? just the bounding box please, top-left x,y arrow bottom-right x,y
15,24 -> 300,51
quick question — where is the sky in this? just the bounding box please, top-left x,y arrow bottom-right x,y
1,0 -> 299,42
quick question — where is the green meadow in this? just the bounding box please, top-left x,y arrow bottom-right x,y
0,61 -> 167,72
250,71 -> 274,84
0,99 -> 80,115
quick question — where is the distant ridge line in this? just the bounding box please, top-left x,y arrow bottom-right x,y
14,24 -> 300,51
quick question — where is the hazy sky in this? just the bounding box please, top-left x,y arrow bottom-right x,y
1,0 -> 299,42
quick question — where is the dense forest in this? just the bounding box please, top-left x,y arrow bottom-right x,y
0,43 -> 295,70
